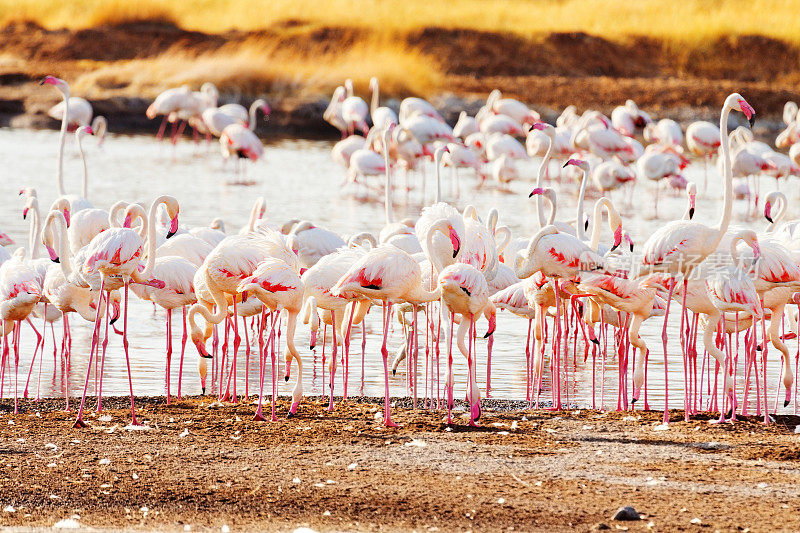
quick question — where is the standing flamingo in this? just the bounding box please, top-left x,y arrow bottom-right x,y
73,196 -> 178,427
237,258 -> 305,420
639,92 -> 755,424
438,263 -> 495,425
332,244 -> 442,427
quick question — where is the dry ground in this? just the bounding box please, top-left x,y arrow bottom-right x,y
0,396 -> 798,532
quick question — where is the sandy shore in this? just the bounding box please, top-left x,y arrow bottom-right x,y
0,396 -> 797,532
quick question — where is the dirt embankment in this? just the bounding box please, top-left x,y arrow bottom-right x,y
1,20 -> 799,136
0,396 -> 799,532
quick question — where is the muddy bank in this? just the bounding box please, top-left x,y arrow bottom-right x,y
1,20 -> 799,138
0,396 -> 798,531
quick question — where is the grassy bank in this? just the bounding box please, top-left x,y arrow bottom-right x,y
3,0 -> 800,44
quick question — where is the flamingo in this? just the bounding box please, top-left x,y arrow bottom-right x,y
340,79 -> 370,136
485,90 -> 540,125
437,263 -> 495,425
0,254 -> 42,413
399,97 -> 444,124
485,133 -> 528,161
131,256 -> 197,404
611,99 -> 652,136
453,111 -> 479,139
644,119 -> 684,146
637,149 -> 682,216
220,123 -> 264,183
398,115 -> 455,145
479,114 -> 525,137
324,86 -> 348,137
238,258 -> 305,420
286,221 -> 346,270
72,196 -> 178,427
203,99 -> 270,137
639,92 -> 755,424
332,244 -> 442,427
301,246 -> 371,403
764,191 -> 800,238
331,135 -> 367,169
515,224 -> 605,407
368,77 -> 398,131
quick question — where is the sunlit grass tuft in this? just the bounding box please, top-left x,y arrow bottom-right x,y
71,39 -> 442,99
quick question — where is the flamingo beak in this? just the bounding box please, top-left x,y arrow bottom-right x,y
167,216 -> 179,238
46,245 -> 59,263
310,329 -> 317,350
22,208 -> 28,220
765,201 -> 773,223
449,226 -> 461,258
194,339 -> 212,359
123,213 -> 132,228
528,187 -> 545,198
110,300 -> 121,324
689,194 -> 696,219
627,236 -> 634,253
610,224 -> 623,252
63,209 -> 71,227
484,313 -> 496,338
86,126 -> 94,135
41,76 -> 61,86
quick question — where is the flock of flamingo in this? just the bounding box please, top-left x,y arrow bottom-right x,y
3,73 -> 800,431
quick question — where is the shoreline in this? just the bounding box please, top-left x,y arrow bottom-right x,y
0,395 -> 798,531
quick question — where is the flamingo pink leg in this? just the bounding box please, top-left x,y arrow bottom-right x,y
74,279 -> 106,428
122,281 -> 140,426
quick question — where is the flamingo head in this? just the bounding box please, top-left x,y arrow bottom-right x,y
448,224 -> 461,258
609,224 -> 624,252
528,187 -> 545,198
730,94 -> 756,127
0,232 -> 13,246
624,232 -> 634,253
198,357 -> 208,395
764,200 -> 773,223
529,122 -> 554,136
687,182 -> 697,219
162,197 -> 180,238
484,306 -> 497,338
40,76 -> 67,91
563,158 -> 589,172
77,125 -> 94,137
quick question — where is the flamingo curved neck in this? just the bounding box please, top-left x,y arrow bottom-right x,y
77,132 -> 89,200
56,88 -> 70,197
589,197 -> 616,251
434,150 -> 444,204
248,102 -> 259,132
384,134 -> 394,224
774,193 -> 788,227
28,198 -> 41,260
713,101 -> 735,248
575,168 -> 589,241
140,196 -> 170,280
370,81 -> 379,116
536,135 -> 554,227
189,276 -> 230,339
54,213 -> 73,277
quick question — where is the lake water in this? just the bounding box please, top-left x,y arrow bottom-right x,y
0,128 -> 796,415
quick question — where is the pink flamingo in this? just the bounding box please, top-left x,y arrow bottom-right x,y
332,244 -> 442,427
220,123 -> 264,184
238,258 -> 305,420
73,196 -> 178,427
438,263 -> 496,425
639,92 -> 755,424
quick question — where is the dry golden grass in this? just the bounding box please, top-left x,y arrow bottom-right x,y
2,0 -> 799,44
71,39 -> 442,99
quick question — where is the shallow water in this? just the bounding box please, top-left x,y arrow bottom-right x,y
0,128 -> 797,415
